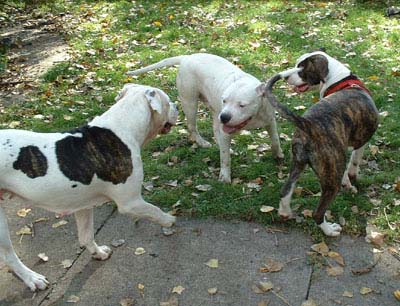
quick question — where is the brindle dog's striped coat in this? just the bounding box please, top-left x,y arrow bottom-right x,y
257,51 -> 379,236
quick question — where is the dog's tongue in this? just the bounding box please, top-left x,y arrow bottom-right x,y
295,84 -> 309,93
222,125 -> 238,134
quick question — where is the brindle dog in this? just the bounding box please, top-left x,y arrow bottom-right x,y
257,51 -> 379,236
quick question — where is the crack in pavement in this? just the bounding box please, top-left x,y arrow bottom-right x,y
36,205 -> 117,306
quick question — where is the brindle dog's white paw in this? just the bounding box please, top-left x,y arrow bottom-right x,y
319,221 -> 342,237
92,245 -> 112,261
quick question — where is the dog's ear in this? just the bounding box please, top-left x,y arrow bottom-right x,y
310,55 -> 329,80
145,89 -> 162,114
115,87 -> 128,102
256,83 -> 266,97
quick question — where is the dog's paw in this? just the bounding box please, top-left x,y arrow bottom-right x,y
23,271 -> 49,291
190,135 -> 212,148
218,171 -> 231,184
92,245 -> 112,261
278,205 -> 293,220
160,214 -> 176,228
341,182 -> 358,194
319,221 -> 342,237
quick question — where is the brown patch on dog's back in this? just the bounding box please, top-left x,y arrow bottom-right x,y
56,126 -> 133,185
13,146 -> 48,178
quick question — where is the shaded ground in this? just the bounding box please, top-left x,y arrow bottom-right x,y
0,8 -> 69,105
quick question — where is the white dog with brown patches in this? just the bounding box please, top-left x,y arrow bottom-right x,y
0,84 -> 178,291
127,53 -> 284,183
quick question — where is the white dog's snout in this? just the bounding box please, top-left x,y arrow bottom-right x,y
279,67 -> 303,79
219,112 -> 232,124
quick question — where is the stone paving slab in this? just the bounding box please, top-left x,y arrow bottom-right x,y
0,202 -> 115,306
43,216 -> 313,306
307,235 -> 399,306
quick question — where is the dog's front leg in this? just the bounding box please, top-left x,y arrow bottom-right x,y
74,209 -> 112,260
117,197 -> 176,227
213,116 -> 232,183
0,206 -> 49,291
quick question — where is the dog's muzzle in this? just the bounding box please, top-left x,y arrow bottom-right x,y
221,117 -> 252,135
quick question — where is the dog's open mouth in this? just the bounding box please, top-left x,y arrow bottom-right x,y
222,117 -> 251,135
294,83 -> 310,93
160,122 -> 173,134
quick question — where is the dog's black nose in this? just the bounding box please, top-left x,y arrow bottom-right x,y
220,113 -> 231,124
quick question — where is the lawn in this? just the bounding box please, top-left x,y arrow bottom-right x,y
1,0 -> 399,241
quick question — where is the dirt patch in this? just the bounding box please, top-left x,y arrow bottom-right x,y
0,9 -> 70,106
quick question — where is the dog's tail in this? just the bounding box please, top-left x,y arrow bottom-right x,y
259,70 -> 309,133
126,55 -> 187,76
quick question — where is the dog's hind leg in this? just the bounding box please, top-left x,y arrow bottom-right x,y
212,115 -> 232,183
75,209 -> 112,260
342,144 -> 365,192
278,161 -> 306,219
314,159 -> 345,236
0,206 -> 48,291
178,76 -> 211,148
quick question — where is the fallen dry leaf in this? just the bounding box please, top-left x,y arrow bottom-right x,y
120,298 -> 135,306
328,251 -> 345,266
38,253 -> 49,262
134,247 -> 146,255
172,285 -> 185,295
66,295 -> 80,303
326,265 -> 344,276
159,296 -> 178,306
301,299 -> 317,306
258,281 -> 274,292
258,300 -> 269,306
207,287 -> 218,295
165,180 -> 178,188
195,184 -> 212,192
52,220 -> 68,228
302,209 -> 313,218
394,290 -> 400,301
310,241 -> 329,255
16,225 -> 32,236
61,259 -> 73,269
365,225 -> 385,247
360,287 -> 373,295
17,208 -> 31,218
342,290 -> 353,298
260,206 -> 274,213
205,259 -> 218,268
260,258 -> 284,273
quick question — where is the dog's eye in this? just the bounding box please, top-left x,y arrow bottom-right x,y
239,104 -> 245,108
222,99 -> 226,104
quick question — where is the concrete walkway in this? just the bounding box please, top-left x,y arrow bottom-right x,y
0,202 -> 398,306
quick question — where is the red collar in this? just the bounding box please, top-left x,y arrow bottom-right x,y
323,76 -> 371,98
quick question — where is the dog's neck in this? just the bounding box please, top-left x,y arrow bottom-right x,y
320,55 -> 351,98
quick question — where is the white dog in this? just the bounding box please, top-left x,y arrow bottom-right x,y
0,84 -> 178,291
127,53 -> 284,183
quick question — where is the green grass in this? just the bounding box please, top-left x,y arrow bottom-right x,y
1,0 -> 399,242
